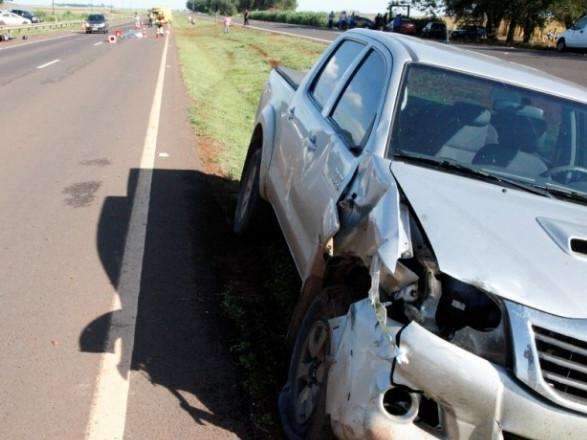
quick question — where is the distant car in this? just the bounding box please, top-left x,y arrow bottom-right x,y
85,14 -> 108,34
11,9 -> 40,24
557,15 -> 587,51
421,21 -> 447,40
450,25 -> 487,42
351,16 -> 374,29
0,10 -> 32,26
385,17 -> 417,35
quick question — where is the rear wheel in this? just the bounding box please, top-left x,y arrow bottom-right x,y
233,147 -> 266,235
557,38 -> 566,52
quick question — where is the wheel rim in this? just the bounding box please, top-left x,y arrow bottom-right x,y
236,152 -> 258,224
293,320 -> 329,425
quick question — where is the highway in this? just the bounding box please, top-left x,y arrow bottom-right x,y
238,18 -> 587,86
0,25 -> 246,439
0,17 -> 585,440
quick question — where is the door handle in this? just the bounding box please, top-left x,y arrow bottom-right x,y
288,107 -> 296,120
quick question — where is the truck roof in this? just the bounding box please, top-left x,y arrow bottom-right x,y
348,29 -> 587,104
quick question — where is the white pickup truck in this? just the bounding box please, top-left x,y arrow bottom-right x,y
234,29 -> 587,439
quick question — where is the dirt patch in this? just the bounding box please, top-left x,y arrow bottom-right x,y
196,135 -> 228,177
249,43 -> 281,68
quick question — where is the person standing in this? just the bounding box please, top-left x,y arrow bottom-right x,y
392,13 -> 402,32
223,15 -> 232,33
244,9 -> 250,26
328,11 -> 335,29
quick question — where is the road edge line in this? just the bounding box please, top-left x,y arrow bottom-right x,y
84,34 -> 170,440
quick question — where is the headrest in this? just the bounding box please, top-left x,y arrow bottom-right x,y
453,101 -> 491,126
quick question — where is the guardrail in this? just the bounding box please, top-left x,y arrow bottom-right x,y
0,20 -> 84,35
0,17 -> 131,37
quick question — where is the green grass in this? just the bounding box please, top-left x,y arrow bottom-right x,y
175,16 -> 325,177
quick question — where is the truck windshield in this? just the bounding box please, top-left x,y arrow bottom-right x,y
390,64 -> 587,200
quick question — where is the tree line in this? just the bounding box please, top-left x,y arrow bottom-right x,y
186,0 -> 297,15
406,0 -> 587,42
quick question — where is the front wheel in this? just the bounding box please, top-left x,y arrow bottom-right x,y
279,291 -> 347,439
557,38 -> 566,52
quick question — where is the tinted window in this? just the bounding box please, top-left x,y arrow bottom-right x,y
311,40 -> 364,109
331,51 -> 386,150
575,16 -> 587,29
391,64 -> 587,196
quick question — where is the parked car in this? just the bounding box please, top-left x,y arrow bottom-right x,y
450,24 -> 487,42
84,14 -> 108,34
0,10 -> 32,26
421,21 -> 447,40
235,28 -> 587,440
11,9 -> 40,24
557,15 -> 587,51
385,17 -> 417,35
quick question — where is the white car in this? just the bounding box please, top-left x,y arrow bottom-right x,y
0,10 -> 32,26
558,15 -> 587,51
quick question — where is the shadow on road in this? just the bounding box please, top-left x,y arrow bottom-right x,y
79,167 -> 251,437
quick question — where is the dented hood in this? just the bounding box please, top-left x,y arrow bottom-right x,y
391,161 -> 587,319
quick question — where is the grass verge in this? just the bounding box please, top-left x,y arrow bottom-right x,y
174,16 -> 325,435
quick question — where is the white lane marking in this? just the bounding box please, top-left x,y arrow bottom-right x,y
158,152 -> 169,158
84,33 -> 170,440
94,41 -> 104,46
36,59 -> 61,69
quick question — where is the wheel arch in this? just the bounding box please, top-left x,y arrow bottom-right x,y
254,105 -> 277,200
286,253 -> 371,344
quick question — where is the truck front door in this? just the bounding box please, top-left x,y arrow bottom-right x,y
273,38 -> 390,278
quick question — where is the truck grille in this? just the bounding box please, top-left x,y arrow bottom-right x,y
534,326 -> 587,404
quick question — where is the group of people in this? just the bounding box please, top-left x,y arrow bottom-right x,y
328,10 -> 356,30
327,10 -> 404,32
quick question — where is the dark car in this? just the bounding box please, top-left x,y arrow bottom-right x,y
421,21 -> 447,40
85,14 -> 109,34
451,25 -> 487,42
11,9 -> 40,23
351,16 -> 374,29
385,17 -> 417,35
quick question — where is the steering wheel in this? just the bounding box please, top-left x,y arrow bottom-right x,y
547,166 -> 587,184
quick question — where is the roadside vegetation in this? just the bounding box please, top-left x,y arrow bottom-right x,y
249,10 -> 328,27
175,17 -> 324,435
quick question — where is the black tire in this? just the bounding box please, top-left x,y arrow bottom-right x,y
233,147 -> 267,236
557,38 -> 566,52
279,289 -> 351,439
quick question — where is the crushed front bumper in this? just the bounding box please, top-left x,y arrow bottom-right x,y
326,299 -> 587,439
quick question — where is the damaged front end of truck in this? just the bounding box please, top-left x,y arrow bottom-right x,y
279,153 -> 587,440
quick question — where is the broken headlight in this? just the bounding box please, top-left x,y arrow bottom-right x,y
436,275 -> 511,367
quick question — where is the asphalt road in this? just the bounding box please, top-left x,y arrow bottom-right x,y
239,18 -> 587,87
0,25 -> 246,439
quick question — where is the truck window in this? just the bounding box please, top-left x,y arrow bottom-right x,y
330,50 -> 386,151
310,40 -> 364,110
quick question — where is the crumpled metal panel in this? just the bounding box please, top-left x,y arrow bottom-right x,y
391,160 -> 587,319
326,298 -> 403,440
336,155 -> 402,274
